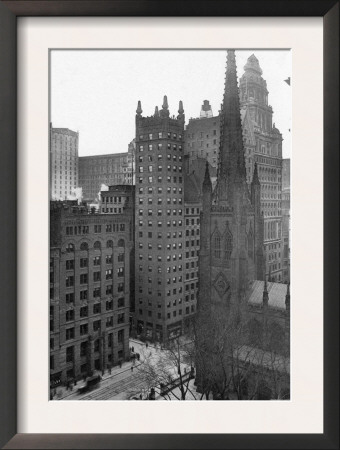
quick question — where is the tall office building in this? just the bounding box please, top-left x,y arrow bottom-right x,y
50,201 -> 132,386
50,126 -> 79,200
239,54 -> 284,281
134,96 -> 186,342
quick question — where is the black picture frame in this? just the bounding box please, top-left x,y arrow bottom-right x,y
0,1 -> 338,448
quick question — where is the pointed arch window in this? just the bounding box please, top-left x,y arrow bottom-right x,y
224,227 -> 233,261
213,233 -> 221,259
248,224 -> 254,259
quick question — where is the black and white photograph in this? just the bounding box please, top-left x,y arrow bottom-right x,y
49,49 -> 291,401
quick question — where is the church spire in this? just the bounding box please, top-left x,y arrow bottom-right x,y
203,160 -> 212,192
214,50 -> 247,205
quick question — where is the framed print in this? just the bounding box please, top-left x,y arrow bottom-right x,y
0,1 -> 338,449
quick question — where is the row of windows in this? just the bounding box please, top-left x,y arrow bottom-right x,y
139,131 -> 182,141
139,209 -> 183,216
138,176 -> 183,184
65,254 -> 124,270
66,224 -> 126,236
138,197 -> 182,205
64,239 -> 125,252
138,165 -> 182,173
139,143 -> 183,152
138,231 -> 183,239
65,291 -> 125,304
138,187 -> 183,194
138,265 -> 183,274
138,220 -> 184,228
138,242 -> 182,250
138,155 -> 182,163
101,196 -> 123,203
138,254 -> 183,262
65,269 -> 124,286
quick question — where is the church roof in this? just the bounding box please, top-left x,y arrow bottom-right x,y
248,280 -> 287,310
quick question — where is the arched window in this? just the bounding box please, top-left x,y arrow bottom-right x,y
94,241 -> 101,250
118,239 -> 125,248
247,225 -> 254,259
213,233 -> 221,259
225,229 -> 233,262
66,243 -> 74,253
80,242 -> 88,251
106,240 -> 113,248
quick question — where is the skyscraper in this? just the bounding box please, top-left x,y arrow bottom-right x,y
240,55 -> 284,282
50,126 -> 79,200
134,97 -> 186,342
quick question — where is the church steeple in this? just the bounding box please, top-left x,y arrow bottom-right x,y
214,50 -> 247,205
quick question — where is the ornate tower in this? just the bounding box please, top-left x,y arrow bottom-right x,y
240,54 -> 284,282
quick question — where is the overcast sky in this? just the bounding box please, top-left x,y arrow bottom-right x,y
51,50 -> 291,158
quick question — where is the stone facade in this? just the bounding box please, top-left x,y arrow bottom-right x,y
50,126 -> 79,200
133,97 -> 186,342
49,201 -> 133,386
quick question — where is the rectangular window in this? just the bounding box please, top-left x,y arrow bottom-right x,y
93,272 -> 101,282
93,303 -> 101,314
66,292 -> 74,304
93,256 -> 101,266
106,285 -> 113,295
80,273 -> 88,284
118,297 -> 125,308
94,225 -> 101,233
93,287 -> 101,298
118,329 -> 124,343
66,328 -> 75,340
80,290 -> 88,300
93,320 -> 101,332
66,310 -> 74,322
80,306 -> 88,318
106,269 -> 113,280
106,316 -> 113,327
106,299 -> 113,310
80,323 -> 88,335
66,276 -> 74,287
80,258 -> 88,268
66,346 -> 74,362
106,254 -> 113,264
66,260 -> 74,270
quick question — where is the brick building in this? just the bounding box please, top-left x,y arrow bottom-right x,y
78,141 -> 135,202
49,200 -> 133,386
133,96 -> 186,342
50,126 -> 79,200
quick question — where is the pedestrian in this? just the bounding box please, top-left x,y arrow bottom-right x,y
139,393 -> 142,400
132,346 -> 134,352
131,366 -> 133,372
119,360 -> 122,369
146,342 -> 148,348
66,380 -> 70,390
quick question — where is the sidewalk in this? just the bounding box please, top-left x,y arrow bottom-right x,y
52,354 -> 143,401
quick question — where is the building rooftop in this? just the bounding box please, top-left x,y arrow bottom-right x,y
248,280 -> 287,310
